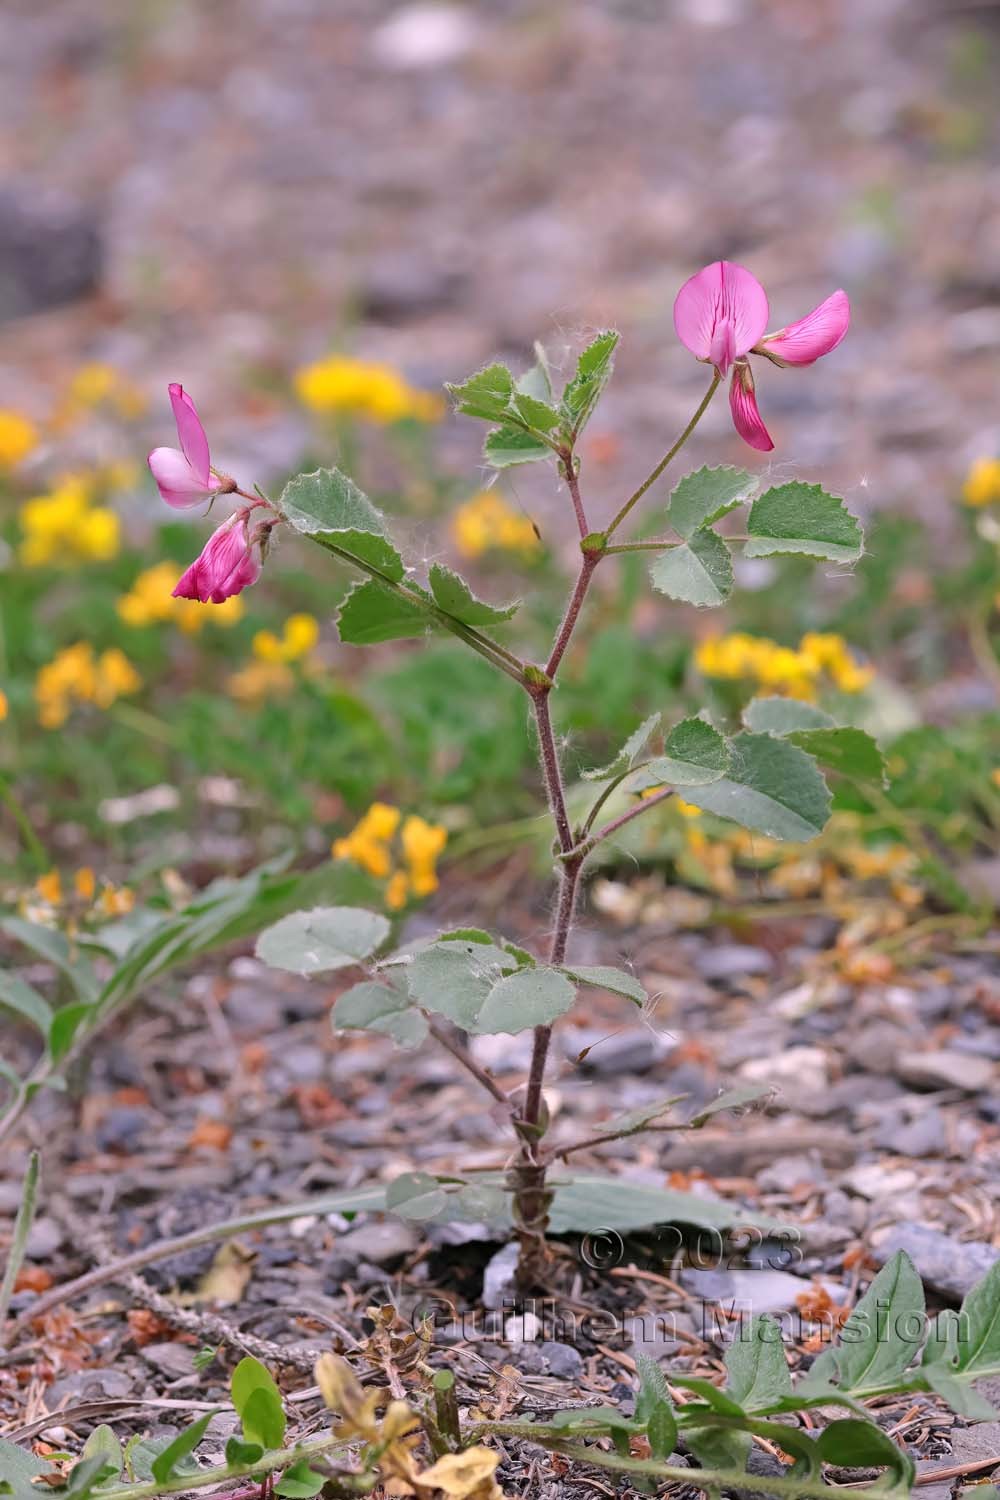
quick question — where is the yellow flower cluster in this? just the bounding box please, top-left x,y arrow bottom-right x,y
117,562 -> 244,633
333,802 -> 448,909
0,409 -> 39,469
695,630 -> 873,699
20,474 -> 120,567
294,355 -> 443,424
54,362 -> 147,427
31,867 -> 135,918
36,643 -> 142,729
0,688 -> 7,721
252,613 -> 319,662
452,491 -> 540,559
962,456 -> 1000,508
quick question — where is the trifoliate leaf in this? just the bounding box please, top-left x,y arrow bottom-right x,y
676,731 -> 831,841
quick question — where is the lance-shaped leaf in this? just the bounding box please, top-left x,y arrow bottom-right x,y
279,468 -> 404,579
337,578 -> 432,645
668,465 -> 757,540
333,980 -> 428,1049
650,528 -> 733,608
582,713 -> 661,782
801,1250 -> 925,1395
639,717 -> 730,787
561,330 -> 620,435
743,697 -> 836,735
690,1083 -> 774,1126
484,425 -> 552,467
150,1413 -> 218,1484
256,906 -> 390,974
446,362 -> 516,422
674,731 -> 831,842
577,1094 -> 686,1141
386,1171 -> 449,1221
428,564 -> 519,625
745,482 -> 863,565
921,1258 -> 1000,1416
559,965 -> 647,1006
634,1353 -> 678,1459
816,1419 -> 914,1493
0,973 -> 52,1036
724,1315 -> 793,1411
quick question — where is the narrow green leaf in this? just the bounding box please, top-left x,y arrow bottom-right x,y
150,1413 -> 216,1484
48,1003 -> 95,1063
386,1171 -> 449,1221
951,1257 -> 1000,1376
0,973 -> 52,1036
635,1353 -> 677,1459
743,698 -> 836,735
333,981 -> 428,1049
1,918 -> 99,1003
446,363 -> 516,422
745,482 -> 863,565
640,717 -> 730,787
724,1316 -> 793,1411
923,1367 -> 998,1420
582,713 -> 661,782
650,528 -> 733,608
484,424 -> 551,467
787,726 -> 887,786
668,465 -> 757,541
561,330 -> 620,434
675,731 -> 831,842
256,907 -> 390,974
337,578 -> 431,645
0,1151 -> 39,1329
560,965 -> 647,1006
428,564 -> 519,625
690,1084 -> 773,1126
582,1095 -> 686,1140
278,469 -> 404,579
475,966 -> 577,1035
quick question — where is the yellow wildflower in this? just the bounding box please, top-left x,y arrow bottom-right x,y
55,363 -> 147,426
226,660 -> 294,702
962,456 -> 1000,508
294,355 -> 443,424
101,885 -> 135,916
74,867 -> 96,901
696,630 -> 871,699
386,871 -> 410,910
36,643 -> 141,729
451,491 -> 540,559
35,871 -> 62,906
20,474 -> 120,566
0,410 -> 38,469
799,632 -> 875,694
252,613 -> 319,663
333,801 -> 401,879
0,689 -> 7,721
401,814 -> 447,896
118,562 -> 243,632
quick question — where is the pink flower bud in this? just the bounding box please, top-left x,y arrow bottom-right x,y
172,510 -> 261,604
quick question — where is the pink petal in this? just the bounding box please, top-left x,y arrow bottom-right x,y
674,261 -> 770,373
168,383 -> 212,487
729,363 -> 774,452
760,289 -> 850,365
172,515 -> 261,604
147,446 -> 218,509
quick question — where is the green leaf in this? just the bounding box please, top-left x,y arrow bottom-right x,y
650,528 -> 733,608
640,717 -> 731,787
634,1354 -> 678,1459
337,579 -> 431,645
743,698 -> 836,735
278,469 -> 404,579
582,1095 -> 686,1140
667,465 -> 757,541
802,1251 -> 925,1396
582,713 -> 661,782
669,1376 -> 747,1416
225,1438 -> 264,1467
560,965 -> 647,1006
484,425 -> 552,467
547,1176 -> 784,1234
402,938 -> 519,1030
516,347 -> 554,403
275,1462 -> 326,1498
333,981 -> 428,1049
816,1419 -> 914,1491
511,391 -> 560,432
386,1171 -> 450,1221
561,330 -> 620,435
689,1084 -> 775,1126
0,973 -> 52,1035
953,1258 -> 1000,1375
675,731 -> 831,842
475,967 -> 577,1035
745,482 -> 863,565
48,1003 -> 95,1063
256,907 -> 390,974
0,1437 -> 53,1500
150,1413 -> 217,1484
724,1316 -> 793,1411
58,1455 -> 121,1500
428,564 -> 519,625
922,1367 -> 998,1420
787,726 -> 887,786
125,1435 -> 199,1483
446,363 -> 516,422
231,1356 -> 286,1449
1,919 -> 99,1003
80,1427 -> 121,1483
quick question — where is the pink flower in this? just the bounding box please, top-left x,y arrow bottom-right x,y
172,510 -> 262,604
148,384 -> 231,508
673,262 -> 849,452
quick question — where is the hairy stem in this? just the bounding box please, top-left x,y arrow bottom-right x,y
545,551 -> 600,680
94,1435 -> 350,1500
605,370 -> 721,538
566,785 -> 676,860
426,1017 -> 512,1111
561,454 -> 589,538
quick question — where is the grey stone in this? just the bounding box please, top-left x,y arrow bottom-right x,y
897,1049 -> 996,1093
683,1267 -> 813,1316
871,1109 -> 946,1158
0,185 -> 102,320
140,1342 -> 198,1379
540,1341 -> 584,1379
95,1106 -> 149,1153
845,1021 -> 911,1074
757,1156 -> 828,1195
872,1223 -> 999,1302
25,1217 -> 64,1259
695,944 -> 774,982
336,1219 -> 418,1266
482,1241 -> 519,1310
